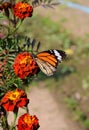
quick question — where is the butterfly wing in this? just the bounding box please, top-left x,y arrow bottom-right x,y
35,50 -> 66,76
35,58 -> 56,76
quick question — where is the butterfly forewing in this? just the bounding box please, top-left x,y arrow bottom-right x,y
49,50 -> 66,61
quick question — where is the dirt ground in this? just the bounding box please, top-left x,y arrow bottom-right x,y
77,0 -> 89,6
28,86 -> 83,130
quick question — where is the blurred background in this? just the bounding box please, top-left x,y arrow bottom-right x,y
18,0 -> 89,130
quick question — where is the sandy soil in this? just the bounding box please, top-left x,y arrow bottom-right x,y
28,86 -> 83,130
77,0 -> 89,6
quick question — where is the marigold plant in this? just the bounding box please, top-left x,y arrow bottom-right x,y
0,0 -> 63,130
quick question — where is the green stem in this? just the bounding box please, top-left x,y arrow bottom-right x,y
13,19 -> 23,34
5,19 -> 23,39
1,113 -> 10,130
26,106 -> 29,114
9,110 -> 18,130
9,108 -> 18,130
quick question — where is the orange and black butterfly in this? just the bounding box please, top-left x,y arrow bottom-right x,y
13,38 -> 66,76
34,49 -> 66,76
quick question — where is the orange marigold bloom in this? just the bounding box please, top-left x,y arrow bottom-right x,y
1,89 -> 29,111
17,113 -> 40,130
13,52 -> 40,79
13,2 -> 33,19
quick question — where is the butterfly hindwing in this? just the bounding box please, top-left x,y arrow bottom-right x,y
35,49 -> 66,76
35,58 -> 56,76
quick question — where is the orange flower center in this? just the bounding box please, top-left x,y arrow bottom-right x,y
20,3 -> 27,8
24,115 -> 31,124
17,3 -> 30,10
9,91 -> 20,101
20,56 -> 32,65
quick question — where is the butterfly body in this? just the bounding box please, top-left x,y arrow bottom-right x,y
34,49 -> 66,76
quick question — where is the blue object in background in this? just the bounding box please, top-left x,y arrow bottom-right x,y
59,0 -> 89,13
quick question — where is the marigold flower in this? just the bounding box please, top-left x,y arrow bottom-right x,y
13,2 -> 33,19
1,89 -> 29,111
17,113 -> 40,130
13,52 -> 40,79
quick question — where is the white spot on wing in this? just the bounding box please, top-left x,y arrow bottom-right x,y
50,50 -> 53,53
54,50 -> 62,61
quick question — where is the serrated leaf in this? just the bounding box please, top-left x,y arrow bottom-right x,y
31,39 -> 36,50
8,54 -> 15,57
51,2 -> 60,6
26,37 -> 31,48
8,57 -> 15,60
17,45 -> 22,52
42,4 -> 54,8
32,0 -> 39,5
32,0 -> 59,7
36,42 -> 41,51
22,43 -> 27,49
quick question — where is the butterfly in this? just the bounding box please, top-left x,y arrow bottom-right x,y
33,49 -> 66,76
